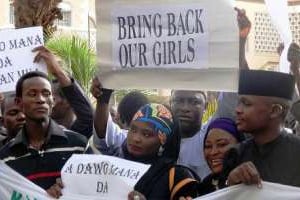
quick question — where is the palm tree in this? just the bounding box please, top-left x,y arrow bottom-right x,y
13,0 -> 62,38
46,34 -> 97,96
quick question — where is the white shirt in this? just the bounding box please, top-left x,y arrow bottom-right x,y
177,123 -> 211,179
92,114 -> 127,153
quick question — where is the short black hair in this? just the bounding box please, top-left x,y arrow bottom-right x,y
1,93 -> 16,114
15,71 -> 49,98
170,90 -> 207,102
117,91 -> 149,126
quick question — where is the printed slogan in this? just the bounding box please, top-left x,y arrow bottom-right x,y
61,154 -> 150,199
96,0 -> 239,91
0,27 -> 47,92
112,5 -> 208,69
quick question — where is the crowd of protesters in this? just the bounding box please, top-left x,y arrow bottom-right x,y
0,7 -> 300,200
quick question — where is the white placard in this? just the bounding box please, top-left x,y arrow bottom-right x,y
0,26 -> 47,93
96,0 -> 239,91
61,154 -> 151,199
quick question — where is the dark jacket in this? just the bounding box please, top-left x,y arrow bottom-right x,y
60,79 -> 93,138
224,132 -> 300,187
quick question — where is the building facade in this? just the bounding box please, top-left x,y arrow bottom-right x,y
0,0 -> 96,48
236,0 -> 300,70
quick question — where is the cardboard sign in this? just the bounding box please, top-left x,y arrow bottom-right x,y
0,26 -> 47,93
61,154 -> 150,199
96,0 -> 239,91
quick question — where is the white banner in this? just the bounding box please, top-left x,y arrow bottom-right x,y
0,161 -> 52,200
1,160 -> 300,199
0,26 -> 47,93
195,182 -> 300,200
96,0 -> 239,91
61,154 -> 150,199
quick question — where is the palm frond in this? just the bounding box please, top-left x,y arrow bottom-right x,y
46,34 -> 96,96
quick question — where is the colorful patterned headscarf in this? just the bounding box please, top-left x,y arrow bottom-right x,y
132,103 -> 173,145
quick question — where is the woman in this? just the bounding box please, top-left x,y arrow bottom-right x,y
125,103 -> 199,199
48,103 -> 199,199
198,117 -> 245,195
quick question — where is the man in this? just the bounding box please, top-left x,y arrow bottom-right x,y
226,70 -> 300,187
0,93 -> 25,145
0,71 -> 87,192
170,90 -> 211,179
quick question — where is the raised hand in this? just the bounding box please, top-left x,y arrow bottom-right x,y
235,7 -> 251,39
32,46 -> 71,86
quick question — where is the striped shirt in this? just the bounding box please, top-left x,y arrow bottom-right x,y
0,120 -> 87,190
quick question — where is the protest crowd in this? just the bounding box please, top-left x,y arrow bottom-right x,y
1,2 -> 300,200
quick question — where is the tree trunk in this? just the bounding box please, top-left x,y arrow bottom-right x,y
13,0 -> 62,38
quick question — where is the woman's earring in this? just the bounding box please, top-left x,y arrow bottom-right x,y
158,146 -> 164,156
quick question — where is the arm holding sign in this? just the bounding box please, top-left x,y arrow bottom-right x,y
47,178 -> 64,198
235,7 -> 251,70
227,161 -> 262,188
33,46 -> 71,86
33,46 -> 93,137
90,77 -> 113,139
213,8 -> 251,120
88,77 -> 129,154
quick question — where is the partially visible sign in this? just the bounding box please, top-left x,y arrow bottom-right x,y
0,161 -> 51,200
61,154 -> 151,199
0,26 -> 47,93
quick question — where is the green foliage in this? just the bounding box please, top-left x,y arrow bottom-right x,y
46,35 -> 96,95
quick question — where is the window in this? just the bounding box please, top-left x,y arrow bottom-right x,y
254,11 -> 300,53
56,2 -> 71,26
